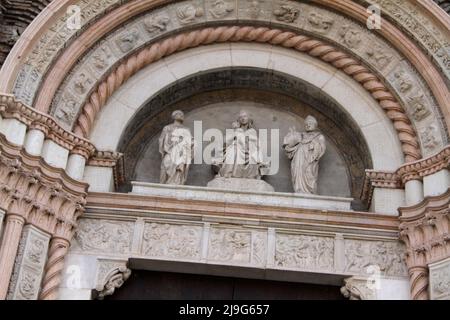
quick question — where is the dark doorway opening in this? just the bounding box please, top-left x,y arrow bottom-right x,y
106,270 -> 345,300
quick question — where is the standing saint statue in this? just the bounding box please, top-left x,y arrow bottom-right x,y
215,110 -> 268,180
159,110 -> 193,185
283,115 -> 326,194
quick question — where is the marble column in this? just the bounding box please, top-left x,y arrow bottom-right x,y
405,180 -> 424,206
0,214 -> 26,299
6,225 -> 51,300
24,129 -> 45,156
66,154 -> 87,181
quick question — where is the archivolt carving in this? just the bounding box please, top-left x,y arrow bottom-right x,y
72,26 -> 421,162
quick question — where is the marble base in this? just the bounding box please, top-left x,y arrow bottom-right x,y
131,181 -> 353,211
207,177 -> 275,192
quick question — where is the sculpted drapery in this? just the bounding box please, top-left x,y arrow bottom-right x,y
217,111 -> 266,180
283,116 -> 326,194
159,110 -> 193,185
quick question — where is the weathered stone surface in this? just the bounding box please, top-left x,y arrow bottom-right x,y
207,177 -> 275,192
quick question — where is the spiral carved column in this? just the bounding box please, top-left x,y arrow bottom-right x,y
409,266 -> 429,300
0,214 -> 25,299
39,237 -> 70,300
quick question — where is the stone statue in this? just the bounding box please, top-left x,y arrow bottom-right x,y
159,110 -> 193,185
215,110 -> 267,180
283,115 -> 326,194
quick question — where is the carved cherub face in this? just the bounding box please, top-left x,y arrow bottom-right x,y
304,116 -> 318,132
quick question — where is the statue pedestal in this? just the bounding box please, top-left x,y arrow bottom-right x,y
207,177 -> 275,192
131,181 -> 353,211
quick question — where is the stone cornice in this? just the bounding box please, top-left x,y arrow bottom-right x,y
361,145 -> 450,205
0,132 -> 88,241
0,94 -> 96,159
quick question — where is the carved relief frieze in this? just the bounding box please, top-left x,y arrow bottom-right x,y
13,0 -> 122,106
208,228 -> 252,263
237,0 -> 271,20
344,239 -> 407,277
143,15 -> 171,35
430,260 -> 450,300
306,12 -> 334,33
206,0 -> 235,19
73,219 -> 133,254
7,226 -> 50,300
420,125 -> 441,153
338,24 -> 363,49
366,0 -> 450,80
142,223 -> 202,260
175,3 -> 205,25
275,233 -> 334,271
365,42 -> 394,71
273,3 -> 300,23
251,231 -> 267,266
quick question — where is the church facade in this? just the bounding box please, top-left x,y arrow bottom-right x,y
0,0 -> 449,300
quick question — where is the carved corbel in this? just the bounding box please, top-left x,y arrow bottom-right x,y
94,260 -> 131,300
340,277 -> 377,300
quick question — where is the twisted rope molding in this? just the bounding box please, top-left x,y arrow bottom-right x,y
74,26 -> 421,162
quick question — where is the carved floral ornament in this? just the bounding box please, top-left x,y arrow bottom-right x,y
0,0 -> 447,158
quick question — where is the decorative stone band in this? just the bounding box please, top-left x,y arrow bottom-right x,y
361,145 -> 450,205
399,188 -> 450,300
73,25 -> 421,163
0,94 -> 96,160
